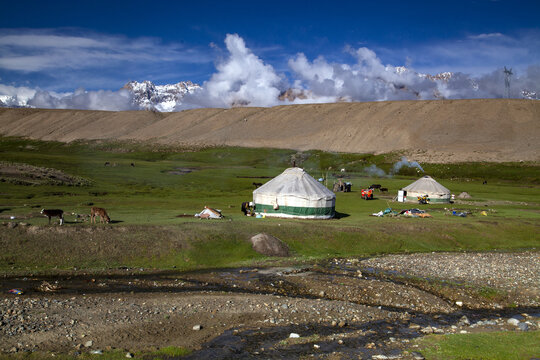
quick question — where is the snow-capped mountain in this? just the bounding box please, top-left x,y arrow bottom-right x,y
0,92 -> 35,108
0,73 -> 537,111
122,80 -> 201,112
521,90 -> 538,100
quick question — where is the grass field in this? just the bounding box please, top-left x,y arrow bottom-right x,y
412,330 -> 540,360
0,136 -> 539,274
0,346 -> 191,360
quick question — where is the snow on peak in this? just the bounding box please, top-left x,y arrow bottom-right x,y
122,80 -> 202,111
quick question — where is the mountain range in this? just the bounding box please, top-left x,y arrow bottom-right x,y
121,80 -> 201,112
0,70 -> 537,111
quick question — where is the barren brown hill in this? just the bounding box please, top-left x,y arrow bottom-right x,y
1,99 -> 538,162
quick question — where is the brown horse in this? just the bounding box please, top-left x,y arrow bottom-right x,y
90,207 -> 110,224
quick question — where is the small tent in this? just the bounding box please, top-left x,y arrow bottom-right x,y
400,175 -> 451,203
195,206 -> 223,219
253,168 -> 336,219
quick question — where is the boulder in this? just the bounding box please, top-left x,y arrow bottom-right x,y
250,233 -> 290,257
457,192 -> 472,199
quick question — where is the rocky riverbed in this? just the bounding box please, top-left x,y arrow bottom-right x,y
1,251 -> 539,359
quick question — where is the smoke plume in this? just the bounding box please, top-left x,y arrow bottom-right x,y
392,156 -> 425,174
363,164 -> 387,177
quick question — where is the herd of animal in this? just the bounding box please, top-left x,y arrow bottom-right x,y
369,184 -> 388,192
38,182 -> 388,225
40,207 -> 110,225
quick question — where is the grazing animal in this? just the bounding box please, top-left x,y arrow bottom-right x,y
90,207 -> 110,224
104,162 -> 110,166
252,182 -> 263,188
369,184 -> 382,190
483,180 -> 488,185
130,163 -> 135,167
41,209 -> 64,225
380,187 -> 388,192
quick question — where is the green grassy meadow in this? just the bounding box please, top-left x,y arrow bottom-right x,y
412,330 -> 540,360
0,346 -> 191,360
0,136 -> 539,273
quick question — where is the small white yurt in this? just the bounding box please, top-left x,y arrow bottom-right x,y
400,175 -> 451,203
253,168 -> 336,219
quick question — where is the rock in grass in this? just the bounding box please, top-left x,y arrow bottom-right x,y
84,340 -> 93,348
250,233 -> 289,257
459,315 -> 470,325
457,192 -> 471,199
507,318 -> 520,326
125,352 -> 134,358
289,333 -> 300,338
192,324 -> 202,331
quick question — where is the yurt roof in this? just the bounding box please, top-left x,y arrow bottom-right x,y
253,168 -> 335,201
402,175 -> 450,194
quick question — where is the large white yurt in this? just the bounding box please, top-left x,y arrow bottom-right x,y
253,168 -> 336,219
400,175 -> 451,203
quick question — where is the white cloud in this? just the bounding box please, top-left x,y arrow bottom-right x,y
0,30 -> 212,73
26,88 -> 136,111
0,83 -> 138,110
398,30 -> 540,76
0,84 -> 36,106
287,31 -> 539,102
180,34 -> 284,108
288,47 -> 440,102
467,33 -> 505,40
1,32 -> 539,110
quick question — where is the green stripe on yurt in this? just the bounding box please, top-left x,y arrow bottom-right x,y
254,203 -> 335,217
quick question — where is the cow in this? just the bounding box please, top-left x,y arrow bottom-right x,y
252,182 -> 263,189
90,207 -> 110,224
380,187 -> 388,192
369,184 -> 382,190
41,209 -> 64,225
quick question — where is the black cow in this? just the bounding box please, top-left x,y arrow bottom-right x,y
41,209 -> 64,225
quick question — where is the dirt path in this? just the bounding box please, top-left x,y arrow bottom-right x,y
1,251 -> 539,358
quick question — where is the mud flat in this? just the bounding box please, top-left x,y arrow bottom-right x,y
1,251 -> 538,358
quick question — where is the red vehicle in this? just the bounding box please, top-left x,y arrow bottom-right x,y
361,188 -> 374,200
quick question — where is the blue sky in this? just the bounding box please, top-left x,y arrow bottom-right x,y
0,0 -> 539,108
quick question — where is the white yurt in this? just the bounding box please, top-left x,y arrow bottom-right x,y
400,175 -> 451,203
253,168 -> 336,219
